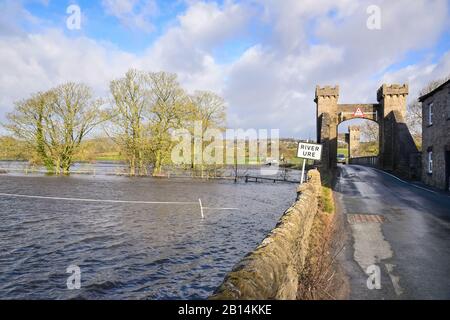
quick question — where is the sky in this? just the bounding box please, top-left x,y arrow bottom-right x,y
0,0 -> 449,138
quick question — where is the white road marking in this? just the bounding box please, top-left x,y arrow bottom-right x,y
370,167 -> 440,195
198,198 -> 204,219
0,192 -> 197,204
202,207 -> 239,210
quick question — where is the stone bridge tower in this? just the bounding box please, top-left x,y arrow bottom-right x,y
346,126 -> 360,159
376,84 -> 409,171
315,84 -> 418,177
315,86 -> 339,170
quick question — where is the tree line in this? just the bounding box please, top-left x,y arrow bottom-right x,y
2,69 -> 226,176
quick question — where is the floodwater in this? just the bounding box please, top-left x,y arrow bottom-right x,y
0,170 -> 297,299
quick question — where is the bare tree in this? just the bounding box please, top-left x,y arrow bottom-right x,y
4,83 -> 103,174
359,121 -> 379,156
107,69 -> 151,176
406,100 -> 422,149
4,91 -> 55,170
191,91 -> 226,131
418,75 -> 450,97
148,72 -> 189,176
48,83 -> 104,174
106,70 -> 227,177
4,69 -> 229,177
190,91 -> 226,176
360,121 -> 378,142
405,74 -> 450,150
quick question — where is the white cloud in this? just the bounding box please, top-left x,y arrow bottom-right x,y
178,1 -> 250,48
0,0 -> 47,36
381,51 -> 450,102
222,0 -> 450,136
101,0 -> 158,33
0,0 -> 246,124
140,0 -> 252,94
0,0 -> 449,138
0,30 -> 138,117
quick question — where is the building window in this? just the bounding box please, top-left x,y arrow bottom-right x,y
448,89 -> 450,119
428,151 -> 433,174
428,102 -> 433,125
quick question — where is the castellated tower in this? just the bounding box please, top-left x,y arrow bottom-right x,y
377,84 -> 409,119
315,83 -> 416,174
377,84 -> 409,170
348,126 -> 361,159
315,85 -> 339,117
315,86 -> 339,170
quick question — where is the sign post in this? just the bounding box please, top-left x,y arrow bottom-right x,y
300,156 -> 307,184
297,141 -> 323,184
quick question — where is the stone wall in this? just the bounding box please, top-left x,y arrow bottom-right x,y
348,126 -> 360,159
392,111 -> 421,179
349,156 -> 378,167
210,170 -> 321,300
420,81 -> 450,190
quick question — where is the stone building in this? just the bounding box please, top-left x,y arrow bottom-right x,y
419,79 -> 450,191
347,126 -> 360,158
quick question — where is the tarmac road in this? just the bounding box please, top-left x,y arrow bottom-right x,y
336,164 -> 450,299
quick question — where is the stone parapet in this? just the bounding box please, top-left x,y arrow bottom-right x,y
210,170 -> 321,300
315,85 -> 339,101
377,84 -> 409,101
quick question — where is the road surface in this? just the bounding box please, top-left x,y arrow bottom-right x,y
336,164 -> 450,299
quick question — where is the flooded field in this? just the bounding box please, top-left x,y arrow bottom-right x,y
0,172 -> 296,299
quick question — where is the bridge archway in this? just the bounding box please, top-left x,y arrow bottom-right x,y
338,119 -> 379,161
315,84 -> 419,176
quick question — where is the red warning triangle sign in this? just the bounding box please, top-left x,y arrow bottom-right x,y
354,107 -> 365,117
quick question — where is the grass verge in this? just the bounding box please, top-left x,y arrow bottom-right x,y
297,171 -> 347,300
320,174 -> 335,214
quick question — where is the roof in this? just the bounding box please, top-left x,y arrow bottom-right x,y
418,78 -> 450,102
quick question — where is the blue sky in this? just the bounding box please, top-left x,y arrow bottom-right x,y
22,0 -> 261,58
1,0 -> 450,138
24,0 -> 186,51
24,0 -> 450,67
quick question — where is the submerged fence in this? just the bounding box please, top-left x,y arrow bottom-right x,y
0,161 -> 303,183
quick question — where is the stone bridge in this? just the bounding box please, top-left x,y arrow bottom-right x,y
316,84 -> 420,178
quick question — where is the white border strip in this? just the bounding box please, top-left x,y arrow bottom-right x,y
0,192 -> 197,204
371,168 -> 441,195
0,192 -> 240,210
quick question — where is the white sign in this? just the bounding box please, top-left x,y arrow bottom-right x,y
354,107 -> 365,117
297,142 -> 322,161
